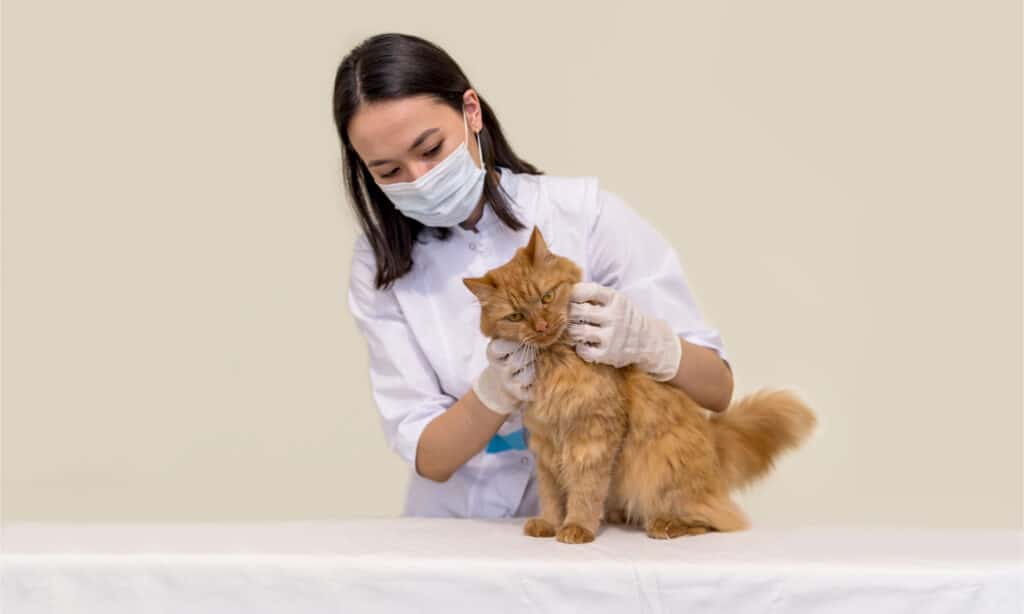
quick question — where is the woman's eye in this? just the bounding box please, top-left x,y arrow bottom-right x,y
541,291 -> 554,304
506,313 -> 524,322
424,142 -> 443,157
381,168 -> 398,179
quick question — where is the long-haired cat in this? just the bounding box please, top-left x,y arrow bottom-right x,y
464,227 -> 817,544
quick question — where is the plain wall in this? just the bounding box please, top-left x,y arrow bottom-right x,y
2,0 -> 1021,528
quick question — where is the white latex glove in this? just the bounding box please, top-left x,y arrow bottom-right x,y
471,338 -> 536,415
566,282 -> 682,381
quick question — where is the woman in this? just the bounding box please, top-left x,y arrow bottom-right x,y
333,33 -> 733,518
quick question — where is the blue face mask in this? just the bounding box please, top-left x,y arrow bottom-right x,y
375,106 -> 486,227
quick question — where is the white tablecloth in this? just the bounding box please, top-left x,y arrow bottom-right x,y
2,519 -> 1021,613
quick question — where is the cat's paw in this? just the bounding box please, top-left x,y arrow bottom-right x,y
645,517 -> 710,539
523,518 -> 556,538
555,523 -> 595,544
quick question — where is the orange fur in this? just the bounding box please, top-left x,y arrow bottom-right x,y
463,227 -> 817,542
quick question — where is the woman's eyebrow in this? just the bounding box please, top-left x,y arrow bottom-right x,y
367,128 -> 440,167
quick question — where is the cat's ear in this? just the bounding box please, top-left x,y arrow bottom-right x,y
525,225 -> 550,266
463,274 -> 496,301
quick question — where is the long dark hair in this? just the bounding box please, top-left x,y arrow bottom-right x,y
333,33 -> 542,289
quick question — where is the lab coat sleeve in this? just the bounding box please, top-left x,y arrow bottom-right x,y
585,188 -> 730,369
347,238 -> 457,470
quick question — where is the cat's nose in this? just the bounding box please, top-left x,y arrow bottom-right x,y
534,320 -> 548,332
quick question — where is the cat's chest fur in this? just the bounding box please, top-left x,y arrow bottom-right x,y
523,342 -> 624,436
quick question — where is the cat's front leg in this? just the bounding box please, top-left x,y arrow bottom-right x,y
522,433 -> 564,538
556,427 -> 622,544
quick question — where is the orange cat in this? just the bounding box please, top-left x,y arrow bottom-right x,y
464,227 -> 817,544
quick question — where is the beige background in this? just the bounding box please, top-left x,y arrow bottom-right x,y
1,1 -> 1021,528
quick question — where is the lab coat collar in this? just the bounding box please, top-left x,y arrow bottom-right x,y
452,166 -> 520,237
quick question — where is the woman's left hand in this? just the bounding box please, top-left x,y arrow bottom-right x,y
566,282 -> 682,381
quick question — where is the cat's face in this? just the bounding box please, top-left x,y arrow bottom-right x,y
463,226 -> 582,349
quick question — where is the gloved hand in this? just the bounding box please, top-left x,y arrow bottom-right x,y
567,282 -> 682,381
471,338 -> 536,415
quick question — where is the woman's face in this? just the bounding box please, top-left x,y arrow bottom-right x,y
347,89 -> 484,185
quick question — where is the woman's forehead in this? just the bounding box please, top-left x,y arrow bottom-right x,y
348,96 -> 455,160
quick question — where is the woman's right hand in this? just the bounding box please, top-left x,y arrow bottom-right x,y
471,338 -> 536,415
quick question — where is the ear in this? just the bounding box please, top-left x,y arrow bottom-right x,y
462,274 -> 496,301
525,225 -> 550,266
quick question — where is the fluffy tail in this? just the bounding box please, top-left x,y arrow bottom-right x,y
710,388 -> 817,491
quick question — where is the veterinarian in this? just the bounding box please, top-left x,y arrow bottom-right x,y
334,33 -> 733,518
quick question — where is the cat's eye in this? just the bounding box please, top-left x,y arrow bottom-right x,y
541,290 -> 555,304
506,313 -> 524,322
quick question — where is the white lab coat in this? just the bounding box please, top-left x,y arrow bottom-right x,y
347,166 -> 729,518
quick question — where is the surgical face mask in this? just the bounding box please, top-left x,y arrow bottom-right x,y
375,106 -> 485,227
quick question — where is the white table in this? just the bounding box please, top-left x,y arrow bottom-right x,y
2,519 -> 1021,613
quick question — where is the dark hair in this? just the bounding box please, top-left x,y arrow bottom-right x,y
332,33 -> 543,289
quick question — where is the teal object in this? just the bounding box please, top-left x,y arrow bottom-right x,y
486,428 -> 527,453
